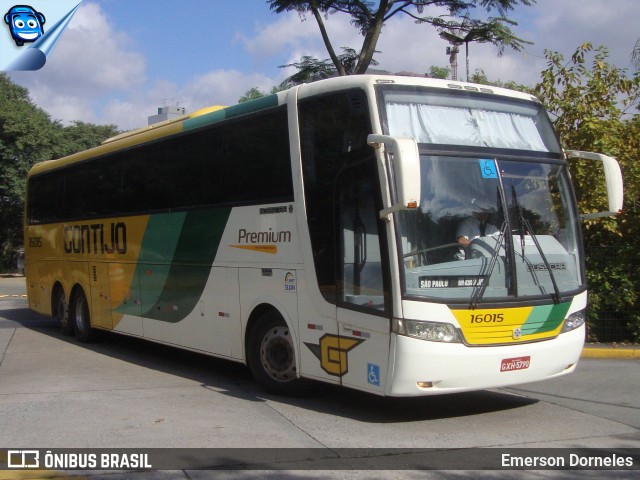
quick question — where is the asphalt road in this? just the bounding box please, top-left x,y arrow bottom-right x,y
0,276 -> 638,479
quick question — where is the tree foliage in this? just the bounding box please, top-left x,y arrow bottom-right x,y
238,87 -> 270,103
428,65 -> 451,79
0,74 -> 119,271
534,44 -> 640,341
238,85 -> 287,103
268,0 -> 534,77
279,47 -> 379,87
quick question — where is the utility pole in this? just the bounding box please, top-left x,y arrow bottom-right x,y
446,45 -> 460,81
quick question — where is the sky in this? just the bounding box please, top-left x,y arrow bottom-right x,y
6,0 -> 640,131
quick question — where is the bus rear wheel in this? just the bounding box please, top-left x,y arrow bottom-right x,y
52,286 -> 73,336
71,288 -> 96,343
248,312 -> 306,396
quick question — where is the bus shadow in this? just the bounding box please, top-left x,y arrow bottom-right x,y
0,307 -> 57,328
271,384 -> 539,423
5,307 -> 538,424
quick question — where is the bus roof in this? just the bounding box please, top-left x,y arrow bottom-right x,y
28,94 -> 285,177
28,74 -> 540,178
295,74 -> 539,104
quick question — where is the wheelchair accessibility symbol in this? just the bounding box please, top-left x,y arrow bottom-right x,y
479,159 -> 498,179
367,363 -> 380,386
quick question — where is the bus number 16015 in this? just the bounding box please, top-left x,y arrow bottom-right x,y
470,313 -> 504,323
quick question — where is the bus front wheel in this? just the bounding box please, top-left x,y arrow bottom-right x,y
71,288 -> 95,343
248,312 -> 306,396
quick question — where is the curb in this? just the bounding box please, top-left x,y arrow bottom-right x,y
581,346 -> 640,359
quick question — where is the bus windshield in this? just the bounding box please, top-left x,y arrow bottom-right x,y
379,86 -> 582,304
396,157 -> 583,303
380,87 -> 562,153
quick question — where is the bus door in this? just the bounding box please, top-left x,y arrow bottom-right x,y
335,165 -> 391,394
296,88 -> 389,390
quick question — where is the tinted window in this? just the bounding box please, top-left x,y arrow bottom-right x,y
28,172 -> 64,224
63,156 -> 122,218
121,144 -> 168,212
27,106 -> 293,223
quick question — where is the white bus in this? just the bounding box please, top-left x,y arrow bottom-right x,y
25,75 -> 623,396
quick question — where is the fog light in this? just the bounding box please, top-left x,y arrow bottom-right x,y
417,381 -> 434,389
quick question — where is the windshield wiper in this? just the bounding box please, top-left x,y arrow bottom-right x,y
470,222 -> 508,310
511,186 -> 561,304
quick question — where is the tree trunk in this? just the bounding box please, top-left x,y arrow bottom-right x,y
311,5 -> 346,76
354,0 -> 388,74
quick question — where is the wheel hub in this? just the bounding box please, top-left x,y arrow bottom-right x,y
261,326 -> 296,382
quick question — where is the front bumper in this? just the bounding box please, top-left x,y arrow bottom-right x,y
386,326 -> 584,396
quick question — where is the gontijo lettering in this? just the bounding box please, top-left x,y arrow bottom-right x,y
63,222 -> 127,254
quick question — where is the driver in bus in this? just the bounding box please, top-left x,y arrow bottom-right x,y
455,198 -> 499,260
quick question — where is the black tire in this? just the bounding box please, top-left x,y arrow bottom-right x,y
247,311 -> 307,396
71,288 -> 96,343
52,285 -> 73,336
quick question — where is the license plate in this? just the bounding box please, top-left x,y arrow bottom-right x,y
500,356 -> 531,372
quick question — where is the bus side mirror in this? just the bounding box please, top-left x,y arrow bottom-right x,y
565,150 -> 624,220
367,134 -> 421,219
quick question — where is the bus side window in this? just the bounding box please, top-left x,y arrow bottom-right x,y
337,167 -> 387,311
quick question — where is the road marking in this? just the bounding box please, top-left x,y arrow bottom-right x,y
0,294 -> 28,298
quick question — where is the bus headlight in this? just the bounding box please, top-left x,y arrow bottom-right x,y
393,318 -> 462,343
561,309 -> 586,333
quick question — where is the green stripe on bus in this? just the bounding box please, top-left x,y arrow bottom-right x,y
116,208 -> 232,323
183,108 -> 226,131
225,95 -> 279,119
140,212 -> 187,262
183,94 -> 280,132
141,208 -> 231,322
114,212 -> 187,317
522,302 -> 571,336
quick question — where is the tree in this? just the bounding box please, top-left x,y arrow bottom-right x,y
0,74 -> 59,270
268,0 -> 535,77
428,65 -> 451,79
0,74 -> 119,271
238,85 -> 288,103
279,47 -> 379,87
534,44 -> 640,341
59,121 -> 119,155
462,66 -> 534,94
239,87 -> 269,103
469,67 -> 489,84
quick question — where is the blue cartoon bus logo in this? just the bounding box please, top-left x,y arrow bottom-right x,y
4,5 -> 46,46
